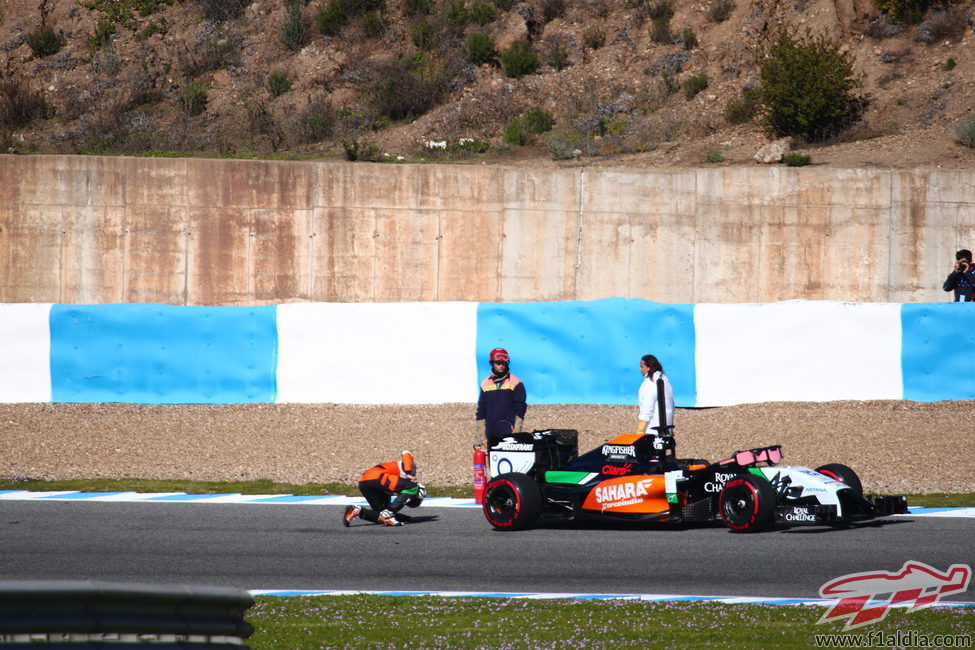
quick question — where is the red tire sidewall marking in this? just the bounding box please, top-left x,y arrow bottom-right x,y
485,479 -> 521,529
721,478 -> 759,531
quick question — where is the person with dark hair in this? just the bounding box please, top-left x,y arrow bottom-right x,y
943,249 -> 975,302
476,347 -> 528,449
343,450 -> 425,527
636,354 -> 674,435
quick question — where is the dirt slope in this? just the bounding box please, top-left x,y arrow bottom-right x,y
2,400 -> 972,494
2,0 -> 974,168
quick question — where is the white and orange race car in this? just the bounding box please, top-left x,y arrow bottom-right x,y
482,430 -> 908,532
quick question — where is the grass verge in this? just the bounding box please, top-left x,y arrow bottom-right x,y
246,595 -> 974,649
0,477 -> 971,507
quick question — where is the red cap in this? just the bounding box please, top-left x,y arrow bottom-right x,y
489,348 -> 509,362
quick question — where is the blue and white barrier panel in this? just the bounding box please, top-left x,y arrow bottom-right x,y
0,299 -> 972,406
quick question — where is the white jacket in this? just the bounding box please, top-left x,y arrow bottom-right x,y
638,370 -> 675,431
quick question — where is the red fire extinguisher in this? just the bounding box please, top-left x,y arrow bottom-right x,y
473,444 -> 487,505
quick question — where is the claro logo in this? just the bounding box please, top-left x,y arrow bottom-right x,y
601,463 -> 634,476
704,472 -> 739,493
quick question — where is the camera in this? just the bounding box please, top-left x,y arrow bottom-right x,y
959,261 -> 969,271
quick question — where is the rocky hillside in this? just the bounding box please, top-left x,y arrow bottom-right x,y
2,0 -> 974,168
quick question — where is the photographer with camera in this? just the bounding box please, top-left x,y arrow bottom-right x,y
943,249 -> 975,302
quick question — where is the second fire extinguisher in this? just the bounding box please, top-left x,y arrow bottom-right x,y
473,444 -> 487,504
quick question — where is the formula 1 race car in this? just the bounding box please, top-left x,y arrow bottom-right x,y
482,430 -> 908,532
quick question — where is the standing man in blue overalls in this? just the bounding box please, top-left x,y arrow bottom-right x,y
476,347 -> 527,449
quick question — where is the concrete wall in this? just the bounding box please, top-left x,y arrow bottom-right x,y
2,155 -> 973,305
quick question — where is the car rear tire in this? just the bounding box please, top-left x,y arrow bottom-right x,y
815,463 -> 863,497
483,472 -> 542,531
719,474 -> 777,533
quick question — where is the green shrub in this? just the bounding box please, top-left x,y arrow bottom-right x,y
541,0 -> 565,22
647,0 -> 674,19
546,42 -> 569,70
682,73 -> 708,99
545,131 -> 581,159
725,86 -> 760,124
136,21 -> 167,41
281,1 -> 307,50
368,58 -> 446,120
268,72 -> 293,97
362,11 -> 386,37
304,109 -> 335,141
955,115 -> 975,148
875,0 -> 930,24
468,1 -> 497,25
492,0 -> 516,10
916,10 -> 967,43
198,0 -> 250,22
682,29 -> 698,50
466,32 -> 495,65
316,0 -> 348,35
584,27 -> 605,49
0,79 -> 50,128
180,31 -> 241,77
660,70 -> 679,95
447,1 -> 468,26
27,26 -> 65,57
706,150 -> 725,163
342,139 -> 382,161
404,0 -> 434,16
650,16 -> 671,43
757,26 -> 864,141
504,118 -> 527,145
90,19 -> 116,49
783,153 -> 812,166
91,46 -> 121,75
412,20 -> 435,49
707,0 -> 734,22
500,40 -> 539,78
524,107 -> 554,134
942,57 -> 955,71
178,80 -> 208,116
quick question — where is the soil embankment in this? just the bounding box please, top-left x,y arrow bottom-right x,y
1,401 -> 972,494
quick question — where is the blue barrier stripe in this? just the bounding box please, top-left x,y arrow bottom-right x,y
476,298 -> 696,406
901,303 -> 975,401
49,303 -> 277,404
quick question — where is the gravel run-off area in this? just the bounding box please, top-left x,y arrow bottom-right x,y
1,401 -> 972,495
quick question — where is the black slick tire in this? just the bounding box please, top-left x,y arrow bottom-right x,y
815,463 -> 863,497
483,472 -> 542,531
719,474 -> 777,533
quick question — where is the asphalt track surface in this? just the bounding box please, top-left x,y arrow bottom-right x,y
1,501 -> 974,602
